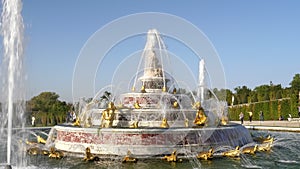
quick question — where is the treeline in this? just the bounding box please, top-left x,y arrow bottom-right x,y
26,92 -> 72,126
23,74 -> 300,126
214,74 -> 300,121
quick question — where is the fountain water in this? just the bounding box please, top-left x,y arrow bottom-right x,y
0,0 -> 25,167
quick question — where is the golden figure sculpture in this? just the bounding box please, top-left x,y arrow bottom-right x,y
160,118 -> 169,128
242,145 -> 258,155
257,143 -> 272,151
25,139 -> 36,145
141,85 -> 146,93
162,150 -> 178,162
197,148 -> 213,160
134,100 -> 141,109
72,117 -> 80,127
184,119 -> 189,127
122,150 -> 137,163
193,106 -> 207,126
192,101 -> 201,109
222,146 -> 240,158
41,149 -> 49,156
172,88 -> 177,94
253,135 -> 274,144
220,116 -> 228,125
27,147 -> 40,155
101,102 -> 116,128
37,135 -> 46,144
49,147 -> 64,159
129,121 -> 139,128
162,86 -> 167,92
172,101 -> 179,109
83,147 -> 99,162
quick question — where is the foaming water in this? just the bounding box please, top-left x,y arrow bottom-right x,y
1,0 -> 25,166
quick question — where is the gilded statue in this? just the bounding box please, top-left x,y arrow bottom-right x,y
193,106 -> 207,126
134,100 -> 141,109
129,121 -> 139,128
83,147 -> 99,161
242,145 -> 258,155
122,150 -> 137,163
49,147 -> 64,159
184,119 -> 189,127
162,150 -> 178,162
141,85 -> 146,93
222,146 -> 240,158
258,143 -> 272,151
172,101 -> 179,109
160,117 -> 169,128
101,102 -> 116,128
253,135 -> 274,144
72,117 -> 81,127
27,147 -> 40,155
197,148 -> 213,160
37,135 -> 46,144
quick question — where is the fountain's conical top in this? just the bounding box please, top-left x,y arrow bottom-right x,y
138,29 -> 170,93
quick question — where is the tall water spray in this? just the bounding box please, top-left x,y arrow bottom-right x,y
197,59 -> 205,104
1,0 -> 25,166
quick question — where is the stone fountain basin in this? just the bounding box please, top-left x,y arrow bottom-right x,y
49,123 -> 252,157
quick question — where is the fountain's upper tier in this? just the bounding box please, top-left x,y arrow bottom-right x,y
134,29 -> 171,93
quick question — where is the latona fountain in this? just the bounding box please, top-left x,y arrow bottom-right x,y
45,29 -> 253,158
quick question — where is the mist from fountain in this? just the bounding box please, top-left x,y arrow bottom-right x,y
0,0 -> 25,167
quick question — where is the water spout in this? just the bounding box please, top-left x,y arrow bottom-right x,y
197,59 -> 205,104
1,0 -> 25,166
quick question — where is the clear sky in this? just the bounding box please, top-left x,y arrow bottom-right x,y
20,0 -> 300,102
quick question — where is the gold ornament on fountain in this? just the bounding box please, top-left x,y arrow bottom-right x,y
122,150 -> 137,163
172,88 -> 177,94
37,135 -> 46,144
253,135 -> 274,144
193,105 -> 207,126
162,150 -> 178,162
27,147 -> 40,155
134,100 -> 141,109
197,148 -> 213,160
242,145 -> 258,155
222,146 -> 240,157
258,143 -> 272,151
192,101 -> 201,109
131,86 -> 135,92
49,147 -> 64,159
184,119 -> 189,127
160,117 -> 169,128
129,121 -> 139,128
141,85 -> 146,93
72,117 -> 81,127
83,147 -> 99,162
100,102 -> 116,128
162,86 -> 167,92
172,101 -> 179,109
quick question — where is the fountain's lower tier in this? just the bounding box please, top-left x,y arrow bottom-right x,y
48,123 -> 252,157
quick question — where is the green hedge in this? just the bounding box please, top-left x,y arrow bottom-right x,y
229,98 -> 297,121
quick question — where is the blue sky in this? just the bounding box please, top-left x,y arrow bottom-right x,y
21,0 -> 300,102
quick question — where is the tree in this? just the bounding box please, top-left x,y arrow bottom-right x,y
27,92 -> 71,126
234,86 -> 251,104
290,74 -> 300,93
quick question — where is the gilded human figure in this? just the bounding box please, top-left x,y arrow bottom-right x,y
101,102 -> 116,128
193,105 -> 207,126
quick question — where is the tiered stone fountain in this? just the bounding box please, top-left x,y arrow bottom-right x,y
46,29 -> 252,158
